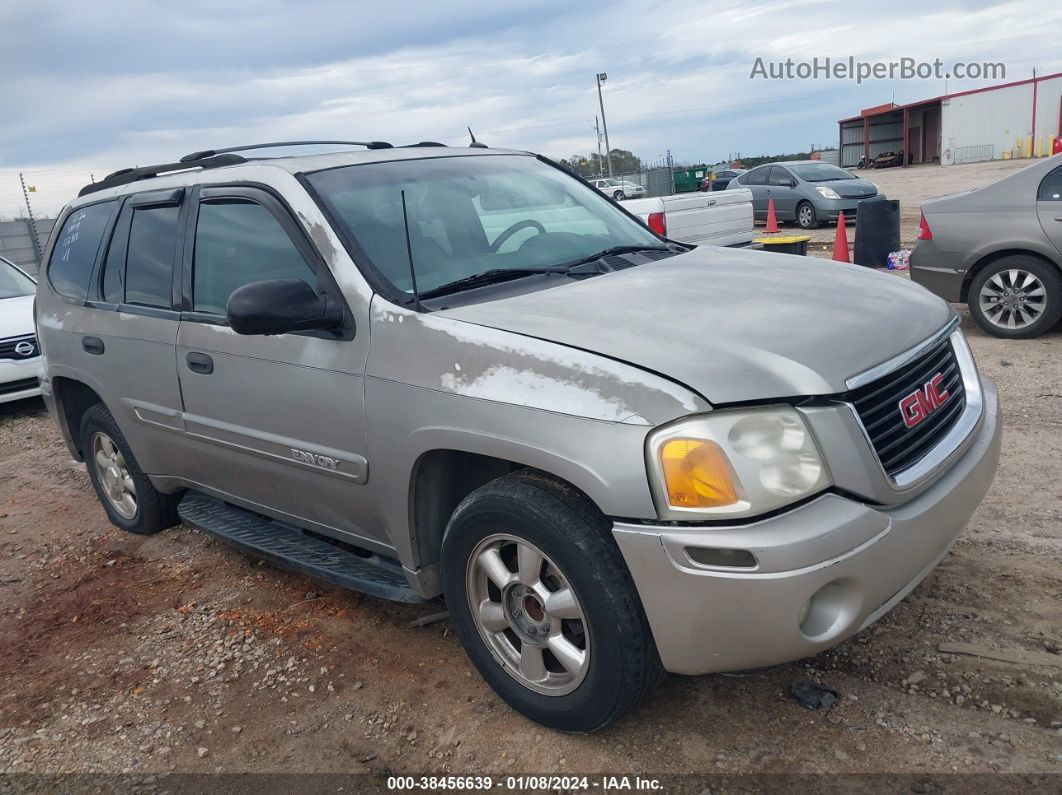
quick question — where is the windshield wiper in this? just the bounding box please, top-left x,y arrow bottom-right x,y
418,267 -> 569,300
417,245 -> 675,301
553,244 -> 673,272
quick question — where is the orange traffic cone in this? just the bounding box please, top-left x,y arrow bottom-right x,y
832,211 -> 850,262
764,199 -> 779,234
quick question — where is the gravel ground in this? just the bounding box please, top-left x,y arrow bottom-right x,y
0,295 -> 1060,779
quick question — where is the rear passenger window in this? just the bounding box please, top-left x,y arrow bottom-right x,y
125,205 -> 180,308
192,200 -> 315,316
1040,167 -> 1062,201
101,201 -> 180,308
745,168 -> 768,186
47,201 -> 114,301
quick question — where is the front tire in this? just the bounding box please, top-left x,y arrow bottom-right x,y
968,256 -> 1062,339
796,201 -> 817,229
441,470 -> 662,732
80,403 -> 180,534
613,190 -> 626,201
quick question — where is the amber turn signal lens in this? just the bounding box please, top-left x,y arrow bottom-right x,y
659,438 -> 739,508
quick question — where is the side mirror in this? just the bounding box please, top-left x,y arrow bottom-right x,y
783,178 -> 797,188
227,278 -> 343,336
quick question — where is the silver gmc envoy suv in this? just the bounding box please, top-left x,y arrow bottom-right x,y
36,141 -> 1001,732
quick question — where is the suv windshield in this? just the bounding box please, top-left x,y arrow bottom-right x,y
788,163 -> 855,182
0,259 -> 36,299
306,154 -> 662,298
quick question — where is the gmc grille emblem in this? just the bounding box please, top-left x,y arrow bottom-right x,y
898,373 -> 950,429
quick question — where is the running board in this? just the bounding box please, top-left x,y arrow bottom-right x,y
177,491 -> 426,603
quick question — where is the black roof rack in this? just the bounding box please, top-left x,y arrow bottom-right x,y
78,153 -> 247,197
179,140 -> 393,162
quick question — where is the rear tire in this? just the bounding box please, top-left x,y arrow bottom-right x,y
796,201 -> 817,229
968,256 -> 1062,339
441,470 -> 662,732
80,403 -> 180,535
613,191 -> 626,201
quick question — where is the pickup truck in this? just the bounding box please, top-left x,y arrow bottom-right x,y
624,188 -> 754,247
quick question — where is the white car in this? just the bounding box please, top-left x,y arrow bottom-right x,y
0,257 -> 43,404
587,177 -> 646,200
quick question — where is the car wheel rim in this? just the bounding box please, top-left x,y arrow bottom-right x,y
91,432 -> 138,519
466,533 -> 589,696
979,269 -> 1047,330
799,206 -> 813,226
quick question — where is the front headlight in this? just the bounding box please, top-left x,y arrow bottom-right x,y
815,186 -> 841,200
647,406 -> 832,519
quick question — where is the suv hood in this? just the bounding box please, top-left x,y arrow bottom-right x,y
0,295 -> 36,339
438,247 -> 953,405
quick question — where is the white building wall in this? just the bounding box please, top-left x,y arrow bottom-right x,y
941,76 -> 1062,162
941,82 -> 1033,161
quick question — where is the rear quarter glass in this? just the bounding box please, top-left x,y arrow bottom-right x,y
48,201 -> 116,301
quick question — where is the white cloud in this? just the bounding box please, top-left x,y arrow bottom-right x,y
2,0 -> 1060,217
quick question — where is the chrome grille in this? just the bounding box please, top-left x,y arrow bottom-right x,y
0,333 -> 39,361
844,336 -> 966,479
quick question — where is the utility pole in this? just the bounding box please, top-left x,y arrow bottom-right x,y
594,116 -> 604,176
596,72 -> 613,177
18,173 -> 42,265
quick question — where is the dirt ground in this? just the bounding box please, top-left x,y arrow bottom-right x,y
1,299 -> 1060,781
762,158 -> 1035,252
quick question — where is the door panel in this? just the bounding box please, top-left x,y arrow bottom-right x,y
72,309 -> 188,476
1040,203 -> 1062,255
766,166 -> 800,219
176,323 -> 376,540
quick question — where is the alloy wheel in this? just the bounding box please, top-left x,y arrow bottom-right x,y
798,204 -> 814,227
978,269 -> 1047,330
91,432 -> 138,519
466,534 -> 589,696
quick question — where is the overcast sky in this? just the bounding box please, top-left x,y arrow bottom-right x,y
2,0 -> 1059,217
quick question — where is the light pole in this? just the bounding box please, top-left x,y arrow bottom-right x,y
596,72 -> 613,177
594,115 -> 604,176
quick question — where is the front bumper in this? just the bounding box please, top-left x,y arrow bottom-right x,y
613,377 -> 1000,675
0,357 -> 43,404
815,197 -> 875,222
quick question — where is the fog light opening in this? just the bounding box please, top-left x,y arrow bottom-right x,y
685,546 -> 757,569
799,580 -> 847,639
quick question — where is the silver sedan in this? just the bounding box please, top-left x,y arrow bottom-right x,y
911,154 -> 1062,338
